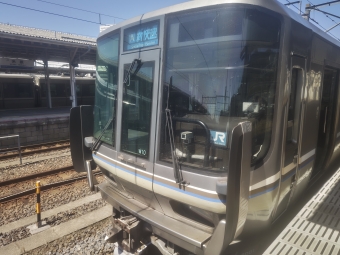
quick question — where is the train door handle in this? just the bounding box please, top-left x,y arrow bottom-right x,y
290,176 -> 296,189
118,155 -> 145,169
293,155 -> 298,164
323,107 -> 328,133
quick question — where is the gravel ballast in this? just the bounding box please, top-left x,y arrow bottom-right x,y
0,199 -> 107,247
0,149 -> 71,181
0,176 -> 104,226
23,218 -> 116,255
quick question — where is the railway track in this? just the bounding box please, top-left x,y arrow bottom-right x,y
0,140 -> 70,161
0,166 -> 101,203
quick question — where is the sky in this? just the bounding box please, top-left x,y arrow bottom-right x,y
277,0 -> 340,41
0,0 -> 188,38
0,0 -> 339,40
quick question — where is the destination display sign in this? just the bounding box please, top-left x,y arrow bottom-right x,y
124,21 -> 159,51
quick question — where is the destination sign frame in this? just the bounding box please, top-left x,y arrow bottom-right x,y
123,20 -> 160,51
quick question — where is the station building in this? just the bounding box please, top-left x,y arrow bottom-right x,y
0,22 -> 97,149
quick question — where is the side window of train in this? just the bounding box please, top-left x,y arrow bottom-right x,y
3,80 -> 34,98
284,68 -> 303,167
41,82 -> 46,97
65,83 -> 71,97
76,84 -> 81,96
82,83 -> 94,96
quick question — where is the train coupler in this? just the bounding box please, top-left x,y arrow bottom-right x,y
104,224 -> 123,243
106,214 -> 150,254
150,236 -> 179,255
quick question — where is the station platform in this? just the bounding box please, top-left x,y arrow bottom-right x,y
263,167 -> 340,255
0,107 -> 71,148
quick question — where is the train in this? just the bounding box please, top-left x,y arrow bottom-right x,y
0,73 -> 95,109
70,0 -> 340,254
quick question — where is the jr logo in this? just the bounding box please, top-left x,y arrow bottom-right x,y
210,131 -> 227,146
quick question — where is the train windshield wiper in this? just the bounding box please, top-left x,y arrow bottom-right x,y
165,77 -> 187,185
123,59 -> 142,85
91,117 -> 113,151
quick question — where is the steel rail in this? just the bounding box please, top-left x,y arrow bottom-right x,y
0,141 -> 70,160
0,140 -> 70,153
0,171 -> 102,204
0,165 -> 73,187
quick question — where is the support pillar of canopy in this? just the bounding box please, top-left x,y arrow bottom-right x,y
69,48 -> 78,108
69,64 -> 77,108
43,59 -> 52,109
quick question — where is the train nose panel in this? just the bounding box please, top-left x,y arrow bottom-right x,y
99,181 -> 211,254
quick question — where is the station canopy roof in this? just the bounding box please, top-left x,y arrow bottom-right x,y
0,23 -> 97,66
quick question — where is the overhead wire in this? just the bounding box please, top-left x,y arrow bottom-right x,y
0,1 -> 103,25
36,0 -> 125,21
309,19 -> 340,41
306,0 -> 340,40
282,0 -> 340,41
284,0 -> 302,12
0,1 -> 125,26
307,0 -> 339,25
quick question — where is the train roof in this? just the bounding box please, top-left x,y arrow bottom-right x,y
0,73 -> 95,80
99,0 -> 340,49
0,73 -> 34,79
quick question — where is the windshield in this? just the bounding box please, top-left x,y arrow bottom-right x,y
94,33 -> 120,146
160,7 -> 281,171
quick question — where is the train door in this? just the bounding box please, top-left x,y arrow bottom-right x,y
115,49 -> 162,208
313,68 -> 339,177
275,55 -> 306,218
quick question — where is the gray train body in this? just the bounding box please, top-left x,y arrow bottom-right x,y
70,0 -> 340,254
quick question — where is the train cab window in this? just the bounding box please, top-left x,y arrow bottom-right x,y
160,7 -> 281,171
121,62 -> 154,158
94,33 -> 120,147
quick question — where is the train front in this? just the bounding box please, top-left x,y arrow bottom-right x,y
70,1 -> 282,254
